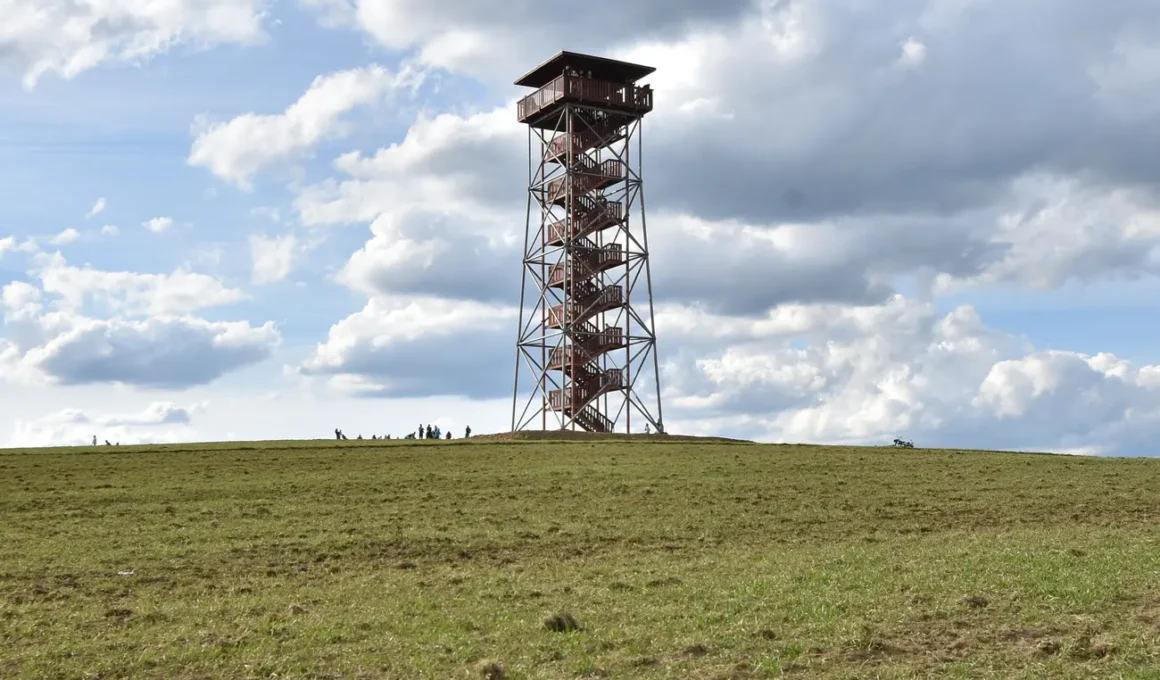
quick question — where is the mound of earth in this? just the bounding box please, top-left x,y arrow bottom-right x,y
471,430 -> 753,444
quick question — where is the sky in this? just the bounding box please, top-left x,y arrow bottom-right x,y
2,0 -> 1160,455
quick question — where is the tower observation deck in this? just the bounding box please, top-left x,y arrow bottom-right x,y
510,51 -> 664,434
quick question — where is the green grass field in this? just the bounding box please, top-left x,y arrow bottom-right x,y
2,438 -> 1160,679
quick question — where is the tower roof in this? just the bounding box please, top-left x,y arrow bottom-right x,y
515,51 -> 656,88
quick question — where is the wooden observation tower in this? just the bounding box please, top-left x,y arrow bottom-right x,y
510,51 -> 664,434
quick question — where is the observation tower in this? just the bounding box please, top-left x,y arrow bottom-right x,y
510,51 -> 664,434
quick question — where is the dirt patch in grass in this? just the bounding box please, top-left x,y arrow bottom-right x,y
544,612 -> 583,633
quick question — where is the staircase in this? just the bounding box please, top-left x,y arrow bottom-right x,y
546,115 -> 625,162
548,367 -> 625,432
574,404 -> 614,434
546,156 -> 623,205
541,108 -> 632,433
546,196 -> 624,246
546,285 -> 623,329
546,243 -> 624,287
547,324 -> 624,371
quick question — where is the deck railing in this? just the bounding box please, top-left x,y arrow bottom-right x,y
546,244 -> 624,287
547,197 -> 623,244
547,328 -> 625,371
548,285 -> 624,327
547,122 -> 625,160
548,369 -> 625,411
546,160 -> 623,204
518,74 -> 654,123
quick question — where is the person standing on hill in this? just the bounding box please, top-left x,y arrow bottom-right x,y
465,425 -> 472,438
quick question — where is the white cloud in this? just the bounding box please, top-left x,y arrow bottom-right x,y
7,401 -> 206,448
0,0 -> 271,89
188,64 -> 425,189
300,0 -> 752,82
0,383 -> 509,448
657,296 -> 1160,456
0,250 -> 276,389
967,176 -> 1160,290
84,197 -> 106,219
101,225 -> 120,237
296,106 -> 519,226
0,304 -> 280,390
250,233 -> 298,285
143,217 -> 174,233
298,295 -> 517,398
0,237 -> 39,261
30,252 -> 243,317
105,401 -> 206,426
49,228 -> 79,245
898,37 -> 927,68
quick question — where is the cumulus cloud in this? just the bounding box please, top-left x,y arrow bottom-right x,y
335,211 -> 516,302
0,302 -> 280,390
189,64 -> 425,188
0,0 -> 271,89
143,217 -> 174,233
295,99 -> 1160,318
615,1 -> 1160,228
84,197 -> 106,219
30,251 -> 243,317
250,233 -> 298,285
300,0 -> 751,81
950,175 -> 1160,291
101,225 -> 120,237
7,401 -> 206,448
0,252 -> 277,389
48,228 -> 79,245
657,296 -> 1160,456
104,401 -> 205,426
297,295 -> 517,399
28,316 -> 278,389
0,236 -> 14,260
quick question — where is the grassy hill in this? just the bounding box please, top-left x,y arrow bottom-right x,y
2,438 -> 1159,678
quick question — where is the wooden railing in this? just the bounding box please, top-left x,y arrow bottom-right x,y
547,328 -> 625,371
548,285 -> 624,327
547,197 -> 623,244
548,369 -> 625,412
548,334 -> 619,370
546,244 -> 624,287
577,325 -> 624,353
546,159 -> 623,203
547,122 -> 625,160
518,74 -> 654,123
576,405 -> 614,433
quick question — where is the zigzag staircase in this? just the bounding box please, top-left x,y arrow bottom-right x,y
543,111 -> 628,433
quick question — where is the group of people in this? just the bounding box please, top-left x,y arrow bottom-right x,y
406,423 -> 472,440
333,424 -> 472,441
